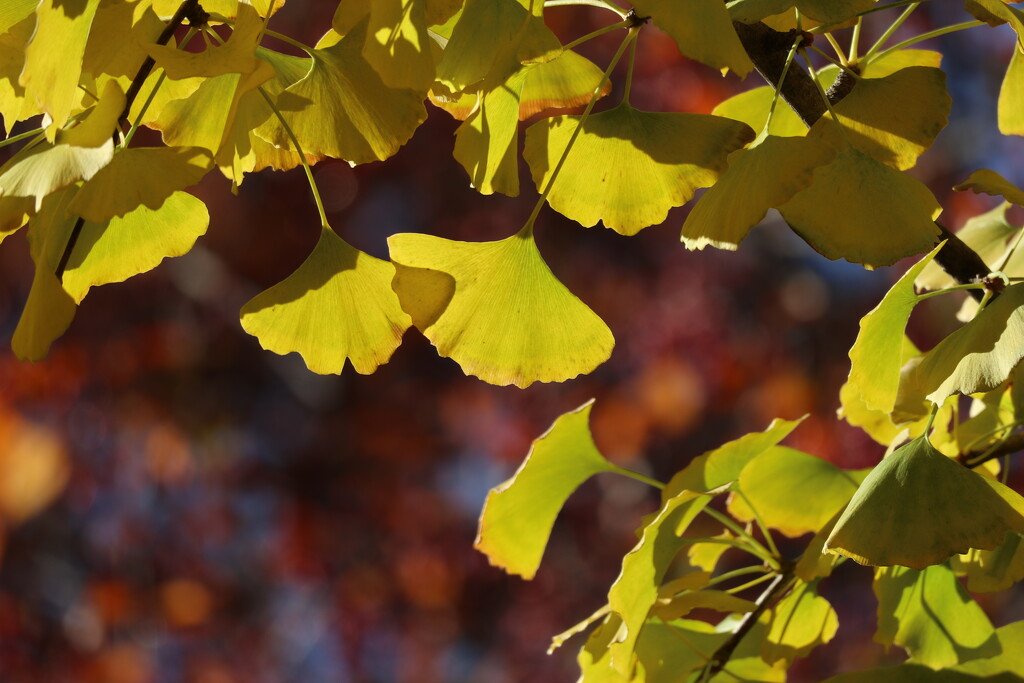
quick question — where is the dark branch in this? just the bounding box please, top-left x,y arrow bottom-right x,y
732,20 -> 992,302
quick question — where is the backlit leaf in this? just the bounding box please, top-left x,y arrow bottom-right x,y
56,80 -> 126,149
147,0 -> 262,78
761,579 -> 838,665
0,195 -> 31,245
965,0 -> 1024,47
953,168 -> 1024,206
0,16 -> 40,130
82,0 -> 164,80
524,104 -> 755,235
241,228 -> 412,375
846,242 -> 943,413
777,146 -> 941,267
632,0 -> 753,76
687,531 -> 734,572
916,203 -> 1019,291
826,436 -> 1024,569
0,139 -> 114,210
0,0 -> 35,34
334,0 -> 435,91
999,46 -> 1024,136
68,147 -> 212,222
651,589 -> 756,622
874,563 -> 1000,668
954,621 -> 1024,677
808,67 -> 950,170
475,401 -> 616,579
825,663 -> 1015,681
681,134 -> 835,250
795,508 -> 844,581
958,532 -> 1024,593
728,446 -> 866,537
388,230 -> 614,387
729,0 -> 874,26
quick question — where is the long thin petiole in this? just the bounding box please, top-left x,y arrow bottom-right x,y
873,20 -> 984,63
915,282 -> 987,301
725,570 -> 777,595
704,565 -> 771,589
801,46 -> 852,145
563,18 -> 631,51
849,17 -> 862,62
621,27 -> 639,104
823,32 -> 848,65
0,127 -> 45,150
762,35 -> 801,136
864,2 -> 919,60
732,488 -> 781,559
611,465 -> 665,489
545,0 -> 628,18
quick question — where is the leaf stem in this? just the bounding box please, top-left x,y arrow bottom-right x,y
705,565 -> 770,589
872,20 -> 984,63
914,282 -> 987,301
762,35 -> 801,137
823,32 -> 848,65
732,488 -> 781,559
544,0 -> 628,18
724,570 -> 777,595
621,28 -> 639,105
562,18 -> 631,51
0,127 -> 45,150
521,27 -> 637,236
864,2 -> 919,61
611,466 -> 665,489
800,47 -> 851,146
849,17 -> 862,63
681,537 -> 779,569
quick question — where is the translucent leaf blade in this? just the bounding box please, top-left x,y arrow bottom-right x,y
999,46 -> 1024,136
632,0 -> 753,76
761,579 -> 839,665
953,168 -> 1024,206
0,140 -> 114,210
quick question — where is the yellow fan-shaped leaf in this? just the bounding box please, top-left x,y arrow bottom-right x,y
241,228 -> 412,375
56,79 -> 126,149
632,0 -> 753,76
916,203 -> 1019,291
687,532 -> 733,572
728,446 -> 866,537
953,168 -> 1024,206
761,579 -> 838,666
0,195 -> 31,246
908,283 -> 1024,405
388,230 -> 613,387
524,104 -> 755,235
147,0 -> 262,78
778,147 -> 941,267
809,67 -> 950,170
874,563 -> 1000,668
730,0 -> 874,26
958,532 -> 1024,593
846,242 -> 944,413
651,589 -> 756,622
0,139 -> 114,210
255,21 -> 427,164
0,16 -> 40,129
475,401 -> 617,579
334,0 -> 435,91
0,0 -> 35,35
83,0 -> 163,80
61,192 -> 210,302
19,0 -> 101,131
966,0 -> 1024,46
68,147 -> 212,222
682,134 -> 835,250
826,436 -> 1024,568
999,46 -> 1024,136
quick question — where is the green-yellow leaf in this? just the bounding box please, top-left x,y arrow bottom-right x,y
241,227 -> 412,375
999,46 -> 1024,136
147,0 -> 262,78
61,192 -> 209,302
965,0 -> 1024,47
453,68 -> 527,196
826,436 -> 1024,568
728,446 -> 866,537
0,195 -> 32,246
651,589 -> 756,622
82,0 -> 164,80
808,67 -> 950,170
953,168 -> 1024,206
68,147 -> 212,222
687,532 -> 734,572
795,507 -> 845,581
343,0 -> 435,91
729,0 -> 875,26
0,139 -> 114,210
874,563 -> 1000,668
954,621 -> 1024,677
847,242 -> 943,413
524,104 -> 755,235
0,16 -> 40,130
632,0 -> 753,76
388,230 -> 614,387
824,663 -> 1014,682
958,532 -> 1024,593
19,0 -> 101,131
761,579 -> 838,665
0,0 -> 35,34
682,134 -> 836,250
777,146 -> 941,267
475,401 -> 616,579
57,79 -> 126,149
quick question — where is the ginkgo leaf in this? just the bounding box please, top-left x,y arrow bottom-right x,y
453,68 -> 527,196
632,0 -> 753,76
524,104 -> 755,235
68,147 -> 212,222
662,417 -> 803,500
846,243 -> 943,413
916,203 -> 1019,291
152,0 -> 286,18
808,67 -> 950,170
907,283 -> 1024,405
965,0 -> 1024,46
82,0 -> 164,80
0,139 -> 114,210
874,563 -> 1000,668
729,0 -> 874,26
61,192 -> 210,302
687,531 -> 734,572
607,492 -> 711,675
954,621 -> 1024,677
127,71 -> 203,128
651,589 -> 756,622
0,0 -> 34,34
825,436 -> 1024,569
334,0 -> 435,91
435,0 -> 559,92
796,508 -> 845,581
255,21 -> 427,164
728,446 -> 866,537
953,168 -> 1024,206
0,195 -> 32,246
19,0 -> 101,132
0,16 -> 40,129
55,80 -> 125,149
777,146 -> 941,267
824,663 -> 1009,681
958,532 -> 1024,593
147,0 -> 262,78
474,401 -> 617,579
388,230 -> 614,387
682,135 -> 835,250
761,579 -> 838,666
12,268 -> 77,362
241,227 -> 412,375
999,46 -> 1024,136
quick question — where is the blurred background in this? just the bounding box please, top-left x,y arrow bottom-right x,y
1,2 -> 1023,681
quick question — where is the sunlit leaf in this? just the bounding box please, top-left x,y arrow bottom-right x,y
953,168 -> 1024,206
632,0 -> 753,76
334,0 -> 435,90
999,46 -> 1024,136
475,401 -> 617,579
0,195 -> 33,246
453,67 -> 527,196
0,0 -> 35,34
826,436 -> 1024,569
795,507 -> 845,581
954,621 -> 1024,677
957,532 -> 1024,593
682,135 -> 835,250
0,16 -> 40,130
846,243 -> 943,413
965,0 -> 1024,47
0,139 -> 114,210
241,227 -> 412,375
729,0 -> 875,26
687,532 -> 734,572
761,579 -> 838,665
57,79 -> 125,149
524,104 -> 755,235
917,203 -> 1019,291
874,563 -> 1000,668
68,147 -> 212,222
908,283 -> 1024,405
728,446 -> 866,537
824,663 -> 1013,681
662,417 -> 803,500
83,0 -> 164,80
152,0 -> 286,18
778,146 -> 941,267
61,192 -> 209,302
20,0 -> 101,132
651,589 -> 756,622
256,21 -> 427,164
147,1 -> 262,78
808,67 -> 950,170
388,230 -> 613,387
